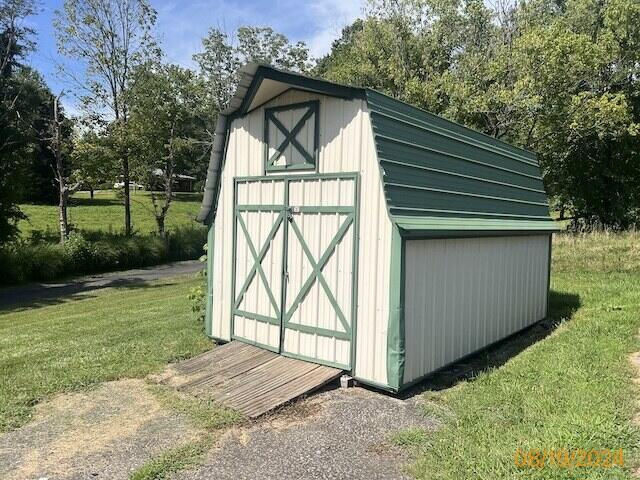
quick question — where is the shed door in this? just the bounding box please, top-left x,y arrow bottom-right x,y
232,179 -> 286,351
231,175 -> 358,369
282,176 -> 357,369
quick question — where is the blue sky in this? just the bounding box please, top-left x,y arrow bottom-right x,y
27,0 -> 365,114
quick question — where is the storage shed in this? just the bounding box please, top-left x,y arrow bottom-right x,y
196,64 -> 557,392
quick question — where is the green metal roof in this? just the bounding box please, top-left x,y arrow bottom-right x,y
198,65 -> 557,232
365,90 -> 556,231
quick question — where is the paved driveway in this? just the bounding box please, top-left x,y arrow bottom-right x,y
0,260 -> 204,311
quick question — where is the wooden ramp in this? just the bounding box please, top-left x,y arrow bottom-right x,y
158,341 -> 342,418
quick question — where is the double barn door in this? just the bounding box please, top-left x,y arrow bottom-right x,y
231,174 -> 358,369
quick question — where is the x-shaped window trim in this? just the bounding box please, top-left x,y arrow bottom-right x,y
266,102 -> 317,169
284,214 -> 353,335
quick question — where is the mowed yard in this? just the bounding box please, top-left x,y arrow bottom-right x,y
2,191 -> 206,286
18,190 -> 203,237
0,276 -> 211,433
399,232 -> 640,479
0,232 -> 639,479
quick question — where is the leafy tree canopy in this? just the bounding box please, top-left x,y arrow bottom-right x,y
316,0 -> 640,229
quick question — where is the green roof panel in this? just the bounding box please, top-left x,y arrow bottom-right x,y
365,89 -> 556,230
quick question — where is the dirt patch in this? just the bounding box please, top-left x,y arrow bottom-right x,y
0,379 -> 199,480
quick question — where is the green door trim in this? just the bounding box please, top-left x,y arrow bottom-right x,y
231,173 -> 359,369
233,211 -> 284,321
284,321 -> 352,340
386,225 -> 406,391
285,213 -> 354,335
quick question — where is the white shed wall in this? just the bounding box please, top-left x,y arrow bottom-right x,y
209,89 -> 392,386
403,235 -> 550,385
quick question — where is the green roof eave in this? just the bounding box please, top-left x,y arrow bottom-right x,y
393,215 -> 561,234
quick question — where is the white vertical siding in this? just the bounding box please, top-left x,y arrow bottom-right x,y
403,235 -> 550,384
209,89 -> 392,386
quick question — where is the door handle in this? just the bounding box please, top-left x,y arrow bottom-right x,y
287,206 -> 300,222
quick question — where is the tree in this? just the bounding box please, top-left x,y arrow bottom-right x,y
235,26 -> 309,72
70,130 -> 118,199
0,0 -> 37,243
194,26 -> 311,115
54,0 -> 158,236
15,68 -> 73,205
49,92 -> 75,243
127,62 -> 208,236
318,0 -> 640,229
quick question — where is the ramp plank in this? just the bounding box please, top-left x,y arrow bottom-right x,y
157,341 -> 342,418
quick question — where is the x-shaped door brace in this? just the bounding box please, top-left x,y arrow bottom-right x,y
233,211 -> 284,323
267,106 -> 316,167
285,214 -> 354,335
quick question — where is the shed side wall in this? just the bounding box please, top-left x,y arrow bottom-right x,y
209,89 -> 392,386
403,235 -> 550,385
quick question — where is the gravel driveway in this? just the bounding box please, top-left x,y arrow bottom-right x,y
185,386 -> 435,480
0,379 -> 433,480
0,379 -> 199,480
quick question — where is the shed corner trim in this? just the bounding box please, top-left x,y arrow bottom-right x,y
386,224 -> 406,391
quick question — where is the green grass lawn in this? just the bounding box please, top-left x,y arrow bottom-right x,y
402,232 -> 640,479
0,275 -> 211,432
2,230 -> 639,479
18,190 -> 203,238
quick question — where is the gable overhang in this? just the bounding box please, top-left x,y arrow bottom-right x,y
196,64 -> 364,224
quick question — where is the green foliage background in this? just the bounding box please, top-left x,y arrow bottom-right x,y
316,0 -> 640,229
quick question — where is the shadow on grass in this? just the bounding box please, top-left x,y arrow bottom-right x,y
69,197 -> 123,207
169,193 -> 204,202
396,289 -> 582,399
0,279 -> 181,314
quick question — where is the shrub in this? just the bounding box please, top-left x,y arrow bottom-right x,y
0,226 -> 207,286
63,232 -> 99,271
167,226 -> 207,261
189,242 -> 208,323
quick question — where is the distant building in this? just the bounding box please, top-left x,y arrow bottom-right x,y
149,169 -> 197,192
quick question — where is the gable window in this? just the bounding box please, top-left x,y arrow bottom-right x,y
264,100 -> 318,172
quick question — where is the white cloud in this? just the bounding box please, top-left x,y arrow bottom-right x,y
153,0 -> 365,66
306,0 -> 365,58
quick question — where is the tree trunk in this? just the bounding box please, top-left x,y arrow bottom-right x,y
156,215 -> 165,237
54,93 -> 68,244
59,189 -> 68,243
90,188 -> 94,199
152,125 -> 176,239
123,155 -> 131,236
